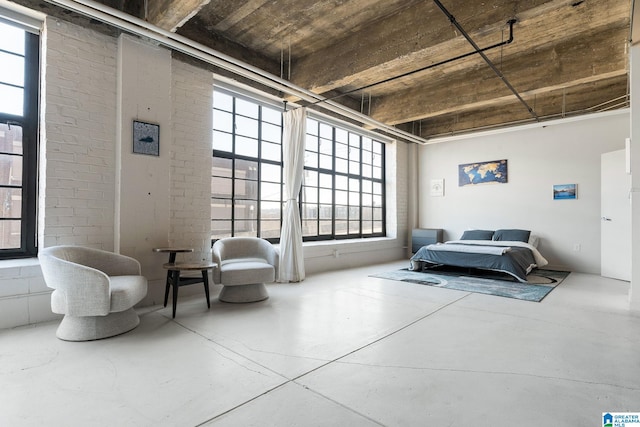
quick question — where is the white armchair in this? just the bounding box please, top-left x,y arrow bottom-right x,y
39,246 -> 148,341
212,237 -> 279,303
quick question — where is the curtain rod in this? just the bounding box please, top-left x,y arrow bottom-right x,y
41,0 -> 431,144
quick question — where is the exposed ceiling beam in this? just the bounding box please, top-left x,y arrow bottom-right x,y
432,0 -> 537,120
7,0 -> 630,141
371,22 -> 628,124
146,0 -> 210,32
370,25 -> 628,124
212,0 -> 270,32
415,76 -> 628,137
290,0 -> 628,99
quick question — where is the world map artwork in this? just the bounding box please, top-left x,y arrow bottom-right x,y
458,159 -> 508,186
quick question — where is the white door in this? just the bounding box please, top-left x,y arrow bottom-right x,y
601,149 -> 631,281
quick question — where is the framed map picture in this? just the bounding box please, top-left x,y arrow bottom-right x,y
458,159 -> 508,186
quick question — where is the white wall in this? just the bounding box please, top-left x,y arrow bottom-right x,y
629,44 -> 640,312
117,35 -> 173,301
418,111 -> 630,274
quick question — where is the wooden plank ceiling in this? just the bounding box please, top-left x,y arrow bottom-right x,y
42,0 -> 637,140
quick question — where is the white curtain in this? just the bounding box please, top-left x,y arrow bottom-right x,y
278,107 -> 307,282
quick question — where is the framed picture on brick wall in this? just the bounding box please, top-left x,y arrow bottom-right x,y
132,120 -> 159,156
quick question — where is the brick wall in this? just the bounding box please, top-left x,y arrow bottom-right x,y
40,17 -> 118,250
394,140 -> 410,251
170,59 -> 214,262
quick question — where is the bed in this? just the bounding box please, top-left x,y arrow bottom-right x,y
409,229 -> 548,283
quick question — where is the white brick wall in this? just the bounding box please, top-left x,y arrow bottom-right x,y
1,18 -> 119,329
170,59 -> 214,262
41,17 -> 117,250
0,260 -> 57,329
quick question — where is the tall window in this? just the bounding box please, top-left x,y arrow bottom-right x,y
0,20 -> 39,258
211,89 -> 284,240
302,120 -> 385,239
211,88 -> 385,243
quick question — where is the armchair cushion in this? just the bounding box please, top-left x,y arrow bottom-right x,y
220,259 -> 275,285
109,275 -> 149,312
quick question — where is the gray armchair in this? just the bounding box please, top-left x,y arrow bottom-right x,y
39,246 -> 148,341
212,237 -> 279,303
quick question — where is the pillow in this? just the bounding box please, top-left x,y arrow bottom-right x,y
493,229 -> 531,243
460,229 -> 494,240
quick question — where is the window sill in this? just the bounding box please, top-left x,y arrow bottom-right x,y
0,257 -> 40,269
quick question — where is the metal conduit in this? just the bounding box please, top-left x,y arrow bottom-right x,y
42,0 -> 430,144
433,0 -> 539,121
307,19 -> 518,107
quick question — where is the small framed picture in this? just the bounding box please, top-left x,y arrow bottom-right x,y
430,178 -> 444,197
132,120 -> 159,156
553,183 -> 577,200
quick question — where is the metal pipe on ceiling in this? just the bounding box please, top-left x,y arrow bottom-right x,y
41,0 -> 430,144
432,0 -> 539,121
307,18 -> 518,107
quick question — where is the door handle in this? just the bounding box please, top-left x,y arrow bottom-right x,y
601,217 -> 612,221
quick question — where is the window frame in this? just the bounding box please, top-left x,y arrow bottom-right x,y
0,22 -> 39,258
301,118 -> 386,241
211,88 -> 284,241
211,86 -> 386,244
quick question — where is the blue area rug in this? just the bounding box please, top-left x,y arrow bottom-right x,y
370,268 -> 570,302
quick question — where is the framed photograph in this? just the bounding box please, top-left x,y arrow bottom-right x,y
430,178 -> 444,197
458,159 -> 507,186
132,120 -> 159,156
553,183 -> 577,200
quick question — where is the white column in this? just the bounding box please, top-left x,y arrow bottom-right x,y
116,34 -> 172,287
629,45 -> 640,312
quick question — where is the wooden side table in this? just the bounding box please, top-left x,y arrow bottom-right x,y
153,247 -> 194,309
162,262 -> 216,318
153,247 -> 194,264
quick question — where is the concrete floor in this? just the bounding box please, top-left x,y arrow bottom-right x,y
2,260 -> 639,426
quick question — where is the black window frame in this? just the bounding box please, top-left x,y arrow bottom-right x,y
211,88 -> 284,242
0,22 -> 39,259
301,118 -> 386,241
211,87 -> 386,244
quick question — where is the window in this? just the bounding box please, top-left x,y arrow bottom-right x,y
212,90 -> 284,240
302,119 -> 385,239
211,88 -> 385,243
0,20 -> 39,258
